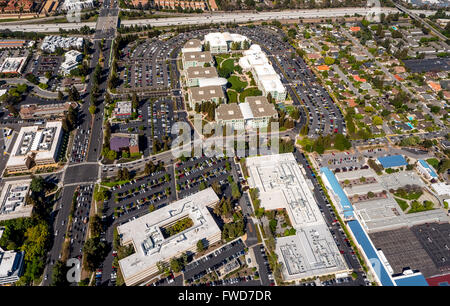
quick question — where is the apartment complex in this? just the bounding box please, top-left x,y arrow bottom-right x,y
6,121 -> 63,173
40,35 -> 84,53
117,188 -> 221,286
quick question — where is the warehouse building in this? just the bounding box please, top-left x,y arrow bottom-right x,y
117,188 -> 221,286
5,121 -> 63,173
246,154 -> 348,281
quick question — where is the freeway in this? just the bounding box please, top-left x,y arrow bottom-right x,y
394,2 -> 448,42
121,7 -> 399,27
0,7 -> 401,32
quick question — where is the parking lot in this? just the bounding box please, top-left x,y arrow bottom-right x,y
118,39 -> 171,91
175,155 -> 232,199
252,244 -> 274,286
107,169 -> 175,223
184,239 -> 252,285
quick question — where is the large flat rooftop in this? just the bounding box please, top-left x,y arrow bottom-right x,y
370,227 -> 440,278
117,188 -> 220,281
6,121 -> 62,169
246,153 -> 347,280
0,179 -> 33,221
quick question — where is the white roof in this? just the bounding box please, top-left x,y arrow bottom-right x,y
239,102 -> 253,120
198,77 -> 227,87
118,188 -> 220,280
260,77 -> 286,93
6,121 -> 62,168
431,183 -> 450,196
246,153 -> 346,279
204,32 -> 248,48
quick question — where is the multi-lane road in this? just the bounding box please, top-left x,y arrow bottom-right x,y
0,7 -> 402,32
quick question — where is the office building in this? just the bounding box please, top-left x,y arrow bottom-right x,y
117,188 -> 221,286
6,121 -> 63,173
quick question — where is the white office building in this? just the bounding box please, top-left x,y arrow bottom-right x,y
40,36 -> 84,53
6,121 -> 63,173
0,227 -> 25,285
117,188 -> 221,286
204,32 -> 248,54
239,44 -> 287,102
62,0 -> 95,11
246,154 -> 348,281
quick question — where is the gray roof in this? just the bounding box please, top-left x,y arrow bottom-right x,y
216,103 -> 244,121
186,66 -> 218,79
188,85 -> 224,102
182,51 -> 212,63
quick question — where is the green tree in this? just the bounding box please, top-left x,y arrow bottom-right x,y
196,239 -> 205,252
372,115 -> 383,126
89,105 -> 96,115
324,57 -> 335,65
170,258 -> 182,273
51,260 -> 69,286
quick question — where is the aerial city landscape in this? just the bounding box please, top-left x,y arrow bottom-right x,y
0,0 -> 448,290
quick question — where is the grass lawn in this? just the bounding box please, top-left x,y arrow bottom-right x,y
221,58 -> 235,70
228,75 -> 247,92
394,190 -> 423,200
227,89 -> 238,103
239,87 -> 262,102
394,198 -> 409,211
101,179 -> 131,188
426,158 -> 439,170
215,54 -> 231,66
